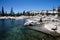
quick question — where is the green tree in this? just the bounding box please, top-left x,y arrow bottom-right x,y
57,6 -> 60,16
20,12 -> 23,16
58,6 -> 60,12
16,12 -> 20,16
0,11 -> 1,16
52,13 -> 55,16
26,11 -> 30,16
5,11 -> 8,16
10,8 -> 14,16
23,10 -> 25,15
52,8 -> 55,15
58,13 -> 60,16
2,7 -> 5,16
0,11 -> 1,13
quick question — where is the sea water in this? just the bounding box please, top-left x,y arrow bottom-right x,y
0,19 -> 55,40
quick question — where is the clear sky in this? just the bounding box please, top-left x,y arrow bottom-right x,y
0,0 -> 60,13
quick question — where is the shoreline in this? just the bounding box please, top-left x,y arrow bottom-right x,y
0,16 -> 28,20
0,16 -> 40,20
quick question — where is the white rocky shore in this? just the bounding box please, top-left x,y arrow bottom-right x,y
0,15 -> 60,36
24,15 -> 58,26
24,15 -> 60,36
0,16 -> 28,20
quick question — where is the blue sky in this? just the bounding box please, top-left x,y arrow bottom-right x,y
0,0 -> 60,13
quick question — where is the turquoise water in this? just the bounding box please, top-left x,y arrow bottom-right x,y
0,19 -> 55,40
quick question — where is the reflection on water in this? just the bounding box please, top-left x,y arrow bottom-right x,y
0,19 -> 55,40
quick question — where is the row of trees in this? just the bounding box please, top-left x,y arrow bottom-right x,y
0,7 -> 35,16
0,7 -> 23,16
0,6 -> 60,16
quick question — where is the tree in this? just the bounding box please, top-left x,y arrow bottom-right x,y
23,10 -> 25,15
16,12 -> 20,16
10,8 -> 14,16
0,11 -> 1,13
5,11 -> 8,16
52,13 -> 55,16
57,6 -> 60,16
0,11 -> 2,16
58,6 -> 60,12
2,7 -> 5,16
26,11 -> 30,16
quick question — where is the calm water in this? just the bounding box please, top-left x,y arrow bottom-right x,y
0,19 -> 55,40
